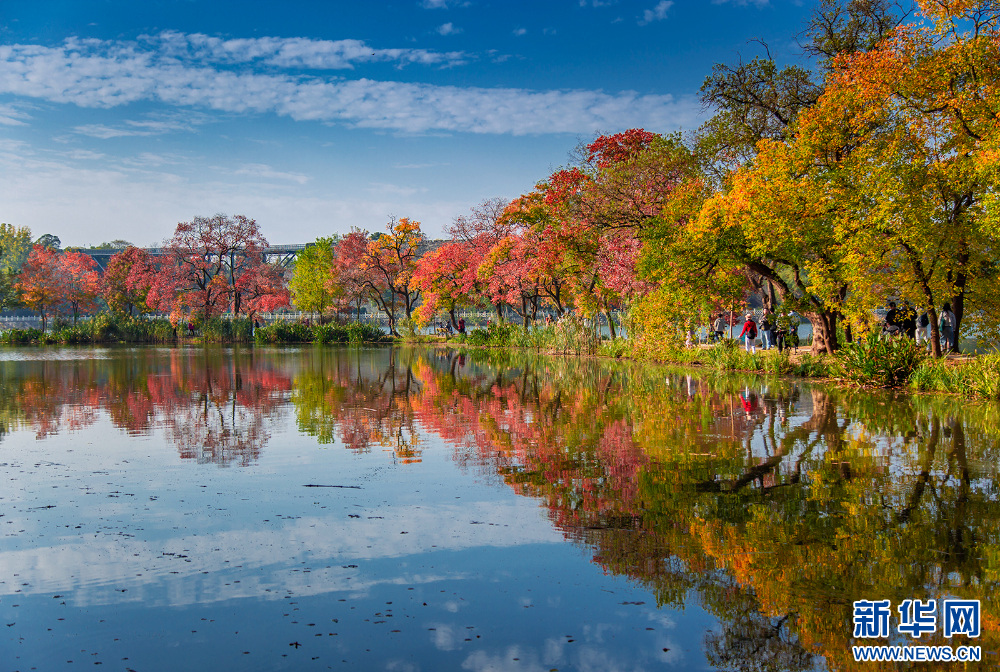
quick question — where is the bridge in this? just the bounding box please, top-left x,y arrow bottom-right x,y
82,244 -> 312,272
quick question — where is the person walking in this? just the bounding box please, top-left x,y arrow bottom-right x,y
916,311 -> 929,347
939,303 -> 956,353
759,310 -> 774,350
457,317 -> 466,334
775,310 -> 791,353
712,314 -> 725,342
738,313 -> 758,354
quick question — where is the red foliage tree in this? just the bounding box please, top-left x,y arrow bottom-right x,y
16,245 -> 63,332
412,241 -> 478,328
147,214 -> 286,324
329,229 -> 371,321
59,251 -> 101,324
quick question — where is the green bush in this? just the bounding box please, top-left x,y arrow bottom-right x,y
0,327 -> 44,344
254,320 -> 388,344
837,332 -> 926,388
598,337 -> 629,359
314,324 -> 350,344
199,317 -> 253,342
794,353 -> 833,378
346,322 -> 387,343
254,321 -> 314,343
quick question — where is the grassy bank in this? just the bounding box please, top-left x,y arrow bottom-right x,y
422,323 -> 1000,399
0,315 -> 389,345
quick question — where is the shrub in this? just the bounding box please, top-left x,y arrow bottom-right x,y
253,320 -> 388,344
837,332 -> 926,388
397,317 -> 419,339
254,321 -> 313,344
794,353 -> 833,378
598,337 -> 629,359
346,322 -> 388,343
314,324 -> 350,344
0,328 -> 44,344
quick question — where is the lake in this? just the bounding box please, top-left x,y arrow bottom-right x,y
1,346 -> 996,671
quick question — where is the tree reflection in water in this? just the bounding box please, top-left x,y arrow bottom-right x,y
2,346 -> 998,669
0,348 -> 291,466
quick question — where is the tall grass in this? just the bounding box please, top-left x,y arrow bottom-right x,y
201,317 -> 254,343
909,351 -> 1000,399
0,314 -> 176,345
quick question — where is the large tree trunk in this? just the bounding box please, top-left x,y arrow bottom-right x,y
801,309 -> 839,355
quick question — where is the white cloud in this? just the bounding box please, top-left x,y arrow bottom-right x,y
60,149 -> 106,160
0,102 -> 30,126
462,647 -> 548,672
0,36 -> 701,136
144,30 -> 469,69
512,27 -> 527,36
638,0 -> 673,25
437,22 -> 463,36
73,114 -> 206,139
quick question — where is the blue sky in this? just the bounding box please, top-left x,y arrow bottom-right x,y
0,0 -> 819,246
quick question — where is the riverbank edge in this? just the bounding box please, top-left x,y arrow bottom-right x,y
395,335 -> 1000,400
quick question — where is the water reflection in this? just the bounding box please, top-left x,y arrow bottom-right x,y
2,345 -> 998,670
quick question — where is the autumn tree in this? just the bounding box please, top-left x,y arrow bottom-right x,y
330,229 -> 372,321
16,245 -> 63,331
0,223 -> 32,310
448,198 -> 513,319
59,251 -> 100,324
412,241 -> 478,329
290,237 -> 337,315
102,246 -> 156,317
797,0 -> 1000,354
358,217 -> 423,335
147,214 -> 284,325
235,262 -> 290,321
687,0 -> 913,352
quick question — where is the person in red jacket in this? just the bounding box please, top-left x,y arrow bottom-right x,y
739,312 -> 758,354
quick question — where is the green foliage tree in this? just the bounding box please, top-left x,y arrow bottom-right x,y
0,223 -> 32,310
289,236 -> 338,315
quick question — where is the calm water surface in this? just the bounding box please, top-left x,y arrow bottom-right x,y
1,346 -> 997,671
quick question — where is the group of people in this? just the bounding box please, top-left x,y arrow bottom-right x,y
712,310 -> 800,354
883,302 -> 956,351
437,318 -> 466,336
